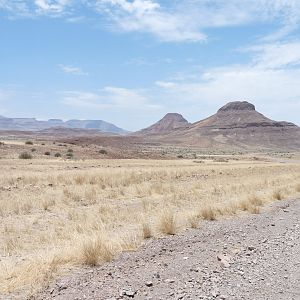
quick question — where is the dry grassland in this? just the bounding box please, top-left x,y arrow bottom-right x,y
0,157 -> 300,298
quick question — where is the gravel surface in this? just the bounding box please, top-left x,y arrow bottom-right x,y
35,198 -> 300,300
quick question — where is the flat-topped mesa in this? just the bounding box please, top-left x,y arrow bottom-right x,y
162,113 -> 187,122
218,101 -> 255,113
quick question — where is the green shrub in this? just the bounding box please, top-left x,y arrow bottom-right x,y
66,152 -> 74,159
19,152 -> 32,159
54,153 -> 61,157
99,149 -> 108,155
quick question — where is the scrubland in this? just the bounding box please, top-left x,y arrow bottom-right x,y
0,157 -> 300,298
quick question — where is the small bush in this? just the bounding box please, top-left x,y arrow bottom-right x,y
67,148 -> 73,153
177,155 -> 184,159
99,149 -> 108,155
44,151 -> 51,156
0,141 -> 4,146
31,148 -> 36,152
19,152 -> 32,159
25,141 -> 33,145
66,152 -> 74,159
54,153 -> 61,157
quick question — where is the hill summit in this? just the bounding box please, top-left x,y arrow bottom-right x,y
138,113 -> 190,135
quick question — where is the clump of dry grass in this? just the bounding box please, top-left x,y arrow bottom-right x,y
273,190 -> 284,200
200,206 -> 217,221
81,234 -> 115,266
142,222 -> 152,239
42,198 -> 56,211
158,209 -> 176,235
3,237 -> 22,256
238,195 -> 264,213
187,213 -> 199,228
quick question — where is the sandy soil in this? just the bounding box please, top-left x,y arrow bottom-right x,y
35,198 -> 300,300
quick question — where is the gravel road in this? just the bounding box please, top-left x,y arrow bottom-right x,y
36,198 -> 300,300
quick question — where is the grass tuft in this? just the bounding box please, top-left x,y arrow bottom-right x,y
200,206 -> 217,221
158,209 -> 176,235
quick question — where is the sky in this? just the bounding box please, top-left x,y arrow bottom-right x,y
0,0 -> 300,131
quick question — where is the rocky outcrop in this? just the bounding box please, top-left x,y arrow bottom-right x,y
218,101 -> 256,112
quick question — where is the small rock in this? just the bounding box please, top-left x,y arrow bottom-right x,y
165,279 -> 175,283
145,281 -> 153,287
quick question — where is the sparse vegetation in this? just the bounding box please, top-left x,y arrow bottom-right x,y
18,152 -> 32,159
44,151 -> 51,156
25,141 -> 33,145
0,157 -> 299,298
54,153 -> 61,157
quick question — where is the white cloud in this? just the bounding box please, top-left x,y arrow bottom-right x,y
155,81 -> 176,88
95,0 -> 300,42
1,1 -> 300,41
35,0 -> 72,14
246,41 -> 300,69
95,0 -> 206,42
0,0 -> 73,17
59,64 -> 89,76
62,86 -> 162,110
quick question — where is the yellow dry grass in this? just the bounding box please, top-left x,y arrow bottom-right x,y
0,157 -> 300,298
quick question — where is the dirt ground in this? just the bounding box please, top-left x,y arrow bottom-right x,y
35,198 -> 300,300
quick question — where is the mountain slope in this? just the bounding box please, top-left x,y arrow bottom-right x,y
147,101 -> 300,150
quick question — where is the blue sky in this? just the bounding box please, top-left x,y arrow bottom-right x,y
0,0 -> 300,131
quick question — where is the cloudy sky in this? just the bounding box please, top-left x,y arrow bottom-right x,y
1,0 -> 300,130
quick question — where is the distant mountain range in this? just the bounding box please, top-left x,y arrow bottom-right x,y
0,116 -> 128,135
1,101 -> 299,150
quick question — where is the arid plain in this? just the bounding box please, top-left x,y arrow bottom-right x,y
0,138 -> 300,299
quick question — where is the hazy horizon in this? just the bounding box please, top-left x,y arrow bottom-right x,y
1,1 -> 300,130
